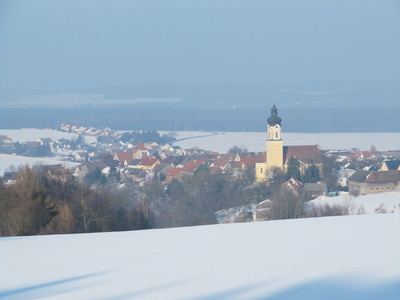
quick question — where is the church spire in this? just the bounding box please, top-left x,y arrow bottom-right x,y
267,103 -> 282,126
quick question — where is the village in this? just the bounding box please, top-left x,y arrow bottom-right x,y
1,116 -> 400,201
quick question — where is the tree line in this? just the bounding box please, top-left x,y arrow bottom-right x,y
1,106 -> 398,132
0,165 -> 270,236
0,166 -> 153,236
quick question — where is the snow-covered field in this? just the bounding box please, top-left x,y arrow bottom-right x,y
0,129 -> 81,143
1,213 -> 399,300
0,129 -> 95,174
169,131 -> 400,153
0,153 -> 79,174
309,192 -> 400,214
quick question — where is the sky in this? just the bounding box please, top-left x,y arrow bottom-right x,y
0,0 -> 399,100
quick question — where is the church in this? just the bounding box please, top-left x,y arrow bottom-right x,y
255,104 -> 322,182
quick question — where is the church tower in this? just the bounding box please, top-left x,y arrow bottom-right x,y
266,104 -> 283,171
255,103 -> 284,182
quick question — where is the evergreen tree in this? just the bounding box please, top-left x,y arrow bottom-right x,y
286,156 -> 300,180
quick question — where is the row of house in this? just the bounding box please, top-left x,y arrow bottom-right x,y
328,148 -> 400,195
61,124 -> 115,137
100,140 -> 262,184
347,160 -> 400,195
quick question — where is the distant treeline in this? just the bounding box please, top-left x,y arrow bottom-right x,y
0,106 -> 398,132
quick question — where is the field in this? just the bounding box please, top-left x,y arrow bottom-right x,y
1,213 -> 399,299
168,131 -> 400,153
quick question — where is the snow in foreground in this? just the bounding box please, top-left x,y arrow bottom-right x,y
1,214 -> 399,300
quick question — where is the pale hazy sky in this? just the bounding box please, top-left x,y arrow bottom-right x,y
0,0 -> 399,99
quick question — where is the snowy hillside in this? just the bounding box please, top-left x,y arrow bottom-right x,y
309,192 -> 400,215
1,214 -> 399,300
168,131 -> 400,153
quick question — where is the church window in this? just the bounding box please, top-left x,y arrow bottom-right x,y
260,168 -> 263,173
276,132 -> 278,138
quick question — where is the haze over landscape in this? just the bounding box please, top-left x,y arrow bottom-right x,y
0,0 -> 399,132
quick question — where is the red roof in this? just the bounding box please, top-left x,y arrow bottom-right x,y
115,151 -> 135,165
181,161 -> 203,172
139,157 -> 159,167
166,167 -> 182,177
282,177 -> 303,193
365,170 -> 400,183
240,157 -> 259,169
134,141 -> 147,151
259,152 -> 267,163
283,145 -> 322,165
355,151 -> 374,159
213,158 -> 228,167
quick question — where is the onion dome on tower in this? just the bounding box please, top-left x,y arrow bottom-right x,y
267,104 -> 282,126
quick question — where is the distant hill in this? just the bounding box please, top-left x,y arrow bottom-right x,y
0,81 -> 398,132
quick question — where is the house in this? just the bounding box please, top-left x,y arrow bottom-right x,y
179,161 -> 205,178
153,163 -> 173,180
37,138 -> 54,146
159,150 -> 175,160
168,145 -> 186,155
348,170 -> 400,195
165,167 -> 183,183
283,145 -> 322,167
212,157 -> 229,168
75,152 -> 89,162
218,153 -> 241,162
0,135 -> 12,143
120,168 -> 147,183
114,150 -> 135,165
85,127 -> 98,135
56,138 -> 72,150
337,167 -> 356,187
2,172 -> 18,186
239,157 -> 259,171
132,142 -> 149,159
73,162 -> 109,181
72,126 -> 87,134
128,159 -> 142,169
224,161 -> 241,175
39,164 -> 72,182
282,178 -> 303,196
60,124 -> 71,132
380,160 -> 400,171
303,182 -> 328,200
135,157 -> 160,170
